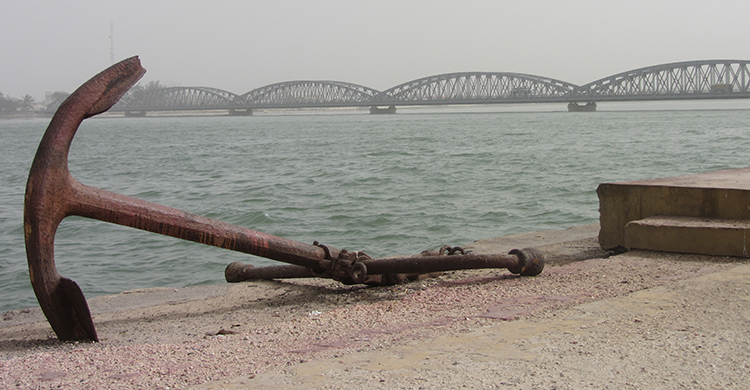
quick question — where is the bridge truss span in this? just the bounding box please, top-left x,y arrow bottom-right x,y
108,59 -> 750,114
240,80 -> 382,108
378,72 -> 579,105
117,86 -> 242,111
575,60 -> 750,101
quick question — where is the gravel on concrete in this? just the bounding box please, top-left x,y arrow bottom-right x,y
2,224 -> 748,389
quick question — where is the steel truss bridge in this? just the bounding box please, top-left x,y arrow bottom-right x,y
111,60 -> 750,114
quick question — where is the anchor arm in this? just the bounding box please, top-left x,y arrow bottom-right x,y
25,57 -> 146,341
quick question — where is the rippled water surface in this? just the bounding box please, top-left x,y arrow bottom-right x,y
1,105 -> 749,312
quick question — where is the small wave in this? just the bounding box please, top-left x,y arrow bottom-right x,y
366,150 -> 414,157
234,211 -> 275,225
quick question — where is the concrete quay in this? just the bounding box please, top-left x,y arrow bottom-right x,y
3,168 -> 750,388
598,167 -> 750,257
2,224 -> 749,389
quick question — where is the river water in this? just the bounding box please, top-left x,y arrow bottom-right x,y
1,102 -> 749,312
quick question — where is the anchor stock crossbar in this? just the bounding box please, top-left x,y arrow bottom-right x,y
225,246 -> 544,286
24,57 -> 544,342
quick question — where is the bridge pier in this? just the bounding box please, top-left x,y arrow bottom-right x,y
567,102 -> 597,112
370,105 -> 397,114
229,108 -> 253,116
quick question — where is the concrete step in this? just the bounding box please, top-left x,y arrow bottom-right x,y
598,167 -> 750,251
625,215 -> 750,257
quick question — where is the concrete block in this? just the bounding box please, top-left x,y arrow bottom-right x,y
625,215 -> 750,257
598,168 -> 750,250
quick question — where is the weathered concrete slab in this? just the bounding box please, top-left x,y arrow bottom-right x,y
597,167 -> 750,250
625,215 -> 750,257
4,225 -> 750,389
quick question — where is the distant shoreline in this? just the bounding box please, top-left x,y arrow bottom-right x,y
0,112 -> 52,120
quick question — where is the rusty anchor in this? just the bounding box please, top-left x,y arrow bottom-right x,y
24,57 -> 544,342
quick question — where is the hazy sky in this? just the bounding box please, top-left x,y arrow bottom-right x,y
3,0 -> 750,101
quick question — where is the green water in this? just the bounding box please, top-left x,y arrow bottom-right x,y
1,106 -> 748,312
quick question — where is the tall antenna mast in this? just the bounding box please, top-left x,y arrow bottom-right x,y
109,23 -> 115,64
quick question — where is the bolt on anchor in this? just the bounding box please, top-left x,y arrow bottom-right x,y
24,57 -> 544,342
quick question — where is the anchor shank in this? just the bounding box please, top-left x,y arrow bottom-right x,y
69,180 -> 328,269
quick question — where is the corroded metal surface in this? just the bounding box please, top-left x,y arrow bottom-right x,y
225,247 -> 545,285
25,57 -> 147,341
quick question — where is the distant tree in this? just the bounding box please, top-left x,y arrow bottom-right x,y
0,92 -> 20,114
48,91 -> 70,103
144,80 -> 166,92
20,95 -> 35,111
126,80 -> 167,103
44,91 -> 70,112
